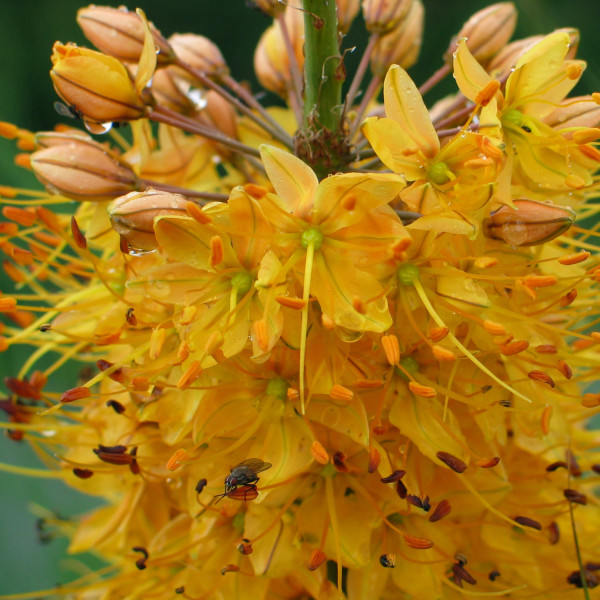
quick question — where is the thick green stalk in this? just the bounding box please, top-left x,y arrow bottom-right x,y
302,0 -> 343,132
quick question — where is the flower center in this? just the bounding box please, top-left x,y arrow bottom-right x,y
301,227 -> 323,250
231,271 -> 253,295
427,160 -> 452,185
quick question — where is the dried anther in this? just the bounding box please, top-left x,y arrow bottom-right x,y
237,539 -> 253,555
429,499 -> 452,522
546,461 -> 568,472
396,479 -> 408,499
380,469 -> 406,483
333,450 -> 349,472
436,451 -> 467,473
106,399 -> 125,414
195,478 -> 208,494
488,570 -> 500,581
93,444 -> 133,465
132,546 -> 149,570
567,568 -> 599,589
452,562 -> 477,586
514,516 -> 542,530
379,553 -> 396,568
563,488 -> 587,505
406,494 -> 430,511
72,468 -> 94,479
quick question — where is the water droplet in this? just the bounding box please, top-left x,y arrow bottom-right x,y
128,246 -> 156,257
84,120 -> 113,135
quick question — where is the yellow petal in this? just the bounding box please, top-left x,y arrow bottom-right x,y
134,8 -> 157,94
453,37 -> 494,103
383,64 -> 439,158
362,117 -> 425,180
259,144 -> 318,218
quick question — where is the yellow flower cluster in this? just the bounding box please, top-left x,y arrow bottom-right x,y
2,2 -> 600,599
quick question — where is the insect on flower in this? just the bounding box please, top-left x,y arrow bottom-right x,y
214,458 -> 272,503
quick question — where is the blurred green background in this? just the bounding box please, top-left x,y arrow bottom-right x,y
1,0 -> 599,595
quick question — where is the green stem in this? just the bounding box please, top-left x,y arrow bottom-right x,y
302,0 -> 343,132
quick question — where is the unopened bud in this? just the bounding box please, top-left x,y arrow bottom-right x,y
370,0 -> 423,75
362,0 -> 414,35
31,133 -> 139,202
202,90 -> 238,142
169,34 -> 228,78
445,2 -> 517,66
486,35 -> 542,76
545,96 -> 600,134
109,190 -> 189,251
254,7 -> 304,98
51,42 -> 146,124
250,0 -> 286,16
151,68 -> 198,114
483,199 -> 575,246
77,6 -> 174,64
336,0 -> 361,34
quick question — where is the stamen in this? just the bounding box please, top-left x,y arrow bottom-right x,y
329,384 -> 354,402
436,451 -> 467,473
403,534 -> 433,550
527,370 -> 555,387
408,381 -> 437,398
311,440 -> 330,464
429,499 -> 452,522
307,548 -> 327,571
177,360 -> 203,389
513,516 -> 542,531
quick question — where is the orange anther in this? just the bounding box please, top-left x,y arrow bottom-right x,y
528,370 -> 555,388
243,183 -> 268,199
368,447 -> 381,473
185,201 -> 212,224
287,387 -> 300,401
535,344 -> 557,354
355,378 -> 384,389
14,154 -> 31,169
560,289 -> 577,307
2,206 -> 36,227
177,360 -> 203,389
565,62 -> 582,80
60,386 -> 91,403
499,339 -> 529,356
352,297 -> 366,314
36,206 -> 62,232
209,235 -> 224,267
307,549 -> 327,571
253,319 -> 269,351
403,534 -> 434,549
523,275 -> 557,288
408,381 -> 437,398
275,295 -> 306,310
432,345 -> 456,362
381,334 -> 400,365
204,330 -> 224,356
483,320 -> 506,335
541,405 -> 552,435
477,456 -> 500,468
591,332 -> 600,342
428,326 -> 449,342
329,384 -> 354,402
166,448 -> 190,471
131,377 -> 150,391
557,359 -> 572,379
342,193 -> 356,210
0,122 -> 18,138
179,305 -> 197,325
573,128 -> 600,144
149,327 -> 167,360
310,440 -> 329,465
475,79 -> 500,106
581,393 -> 600,408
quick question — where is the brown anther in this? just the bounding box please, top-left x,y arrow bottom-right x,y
396,480 -> 408,499
581,393 -> 600,408
221,564 -> 240,575
96,360 -> 127,384
329,384 -> 354,402
403,534 -> 433,549
591,464 -> 600,474
125,307 -> 137,326
499,339 -> 529,356
408,381 -> 437,398
546,461 -> 568,472
379,553 -> 396,568
253,319 -> 269,352
428,326 -> 449,342
106,399 -> 125,414
93,444 -> 132,465
436,451 -> 467,473
488,570 -> 500,581
567,567 -> 599,589
559,250 -> 590,265
237,539 -> 253,555
564,488 -> 587,505
380,470 -> 406,483
225,485 -> 259,502
177,360 -> 203,390
311,440 -> 330,465
70,216 -> 87,249
527,370 -> 555,388
209,235 -> 224,267
72,468 -> 94,479
560,289 -> 577,307
429,499 -> 452,522
195,478 -> 208,494
132,546 -> 149,570
368,448 -> 381,473
60,386 -> 91,403
452,563 -> 477,586
535,344 -> 557,354
432,345 -> 456,362
4,376 -> 42,400
307,548 -> 327,571
379,334 -> 400,365
566,450 -> 582,477
476,456 -> 500,468
547,521 -> 560,545
175,587 -> 185,594
275,296 -> 306,310
30,371 -> 47,390
333,451 -> 349,472
514,516 -> 542,530
185,201 -> 212,224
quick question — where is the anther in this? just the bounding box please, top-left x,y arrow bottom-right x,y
333,451 -> 349,472
381,334 -> 400,365
380,470 -> 406,483
70,216 -> 87,249
132,546 -> 149,570
195,478 -> 208,494
528,370 -> 555,387
403,534 -> 433,549
329,384 -> 354,402
237,539 -> 253,555
514,516 -> 542,530
106,399 -> 125,414
563,488 -> 587,505
253,319 -> 269,351
60,386 -> 91,403
311,441 -> 330,465
275,296 -> 306,309
408,381 -> 437,398
429,499 -> 451,522
558,250 -> 590,265
125,307 -> 137,326
368,448 -> 381,473
209,235 -> 224,267
177,360 -> 203,389
557,360 -> 573,379
72,468 -> 94,479
307,549 -> 327,571
476,456 -> 500,468
436,451 -> 467,473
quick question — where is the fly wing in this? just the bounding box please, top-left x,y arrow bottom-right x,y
236,458 -> 272,474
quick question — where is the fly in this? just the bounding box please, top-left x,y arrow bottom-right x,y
214,458 -> 272,503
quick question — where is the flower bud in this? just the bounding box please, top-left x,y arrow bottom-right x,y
169,34 -> 228,78
77,5 -> 174,64
50,42 -> 146,124
336,0 -> 361,35
486,35 -> 542,76
254,6 -> 304,98
362,0 -> 414,35
250,0 -> 286,17
202,90 -> 239,142
370,0 -> 423,76
445,3 -> 517,66
31,133 -> 139,202
151,67 -> 198,115
545,96 -> 600,133
109,190 -> 189,251
483,199 -> 576,246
